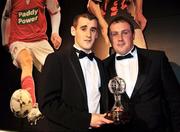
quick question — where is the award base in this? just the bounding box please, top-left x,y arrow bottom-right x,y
105,110 -> 130,124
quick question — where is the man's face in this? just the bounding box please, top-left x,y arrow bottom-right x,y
71,17 -> 98,52
109,21 -> 134,55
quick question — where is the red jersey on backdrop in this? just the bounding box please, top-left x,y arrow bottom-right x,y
101,0 -> 139,28
1,0 -> 60,46
101,0 -> 128,17
9,0 -> 48,44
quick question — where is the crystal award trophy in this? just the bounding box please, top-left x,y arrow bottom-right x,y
105,76 -> 130,124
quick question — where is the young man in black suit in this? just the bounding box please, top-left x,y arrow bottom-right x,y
103,16 -> 180,132
38,13 -> 113,131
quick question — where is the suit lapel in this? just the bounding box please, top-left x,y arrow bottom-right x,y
68,47 -> 87,101
108,54 -> 117,78
131,48 -> 151,99
95,57 -> 104,88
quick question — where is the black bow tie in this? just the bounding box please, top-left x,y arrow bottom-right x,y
116,53 -> 133,60
74,48 -> 94,61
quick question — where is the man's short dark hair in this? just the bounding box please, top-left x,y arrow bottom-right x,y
72,12 -> 98,28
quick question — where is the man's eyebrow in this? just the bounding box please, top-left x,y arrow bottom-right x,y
79,25 -> 97,31
91,27 -> 97,30
80,25 -> 88,29
111,29 -> 130,32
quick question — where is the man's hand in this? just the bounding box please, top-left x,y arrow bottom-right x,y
90,113 -> 113,128
51,33 -> 62,49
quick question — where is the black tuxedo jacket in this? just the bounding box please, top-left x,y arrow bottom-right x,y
38,46 -> 108,131
103,47 -> 180,132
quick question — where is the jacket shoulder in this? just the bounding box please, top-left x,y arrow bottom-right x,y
137,47 -> 166,58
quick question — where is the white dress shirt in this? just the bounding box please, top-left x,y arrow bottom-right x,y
115,47 -> 139,98
74,45 -> 101,113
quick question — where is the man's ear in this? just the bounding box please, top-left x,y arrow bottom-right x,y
71,26 -> 76,36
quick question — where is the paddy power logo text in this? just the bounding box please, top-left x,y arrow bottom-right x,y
18,8 -> 39,24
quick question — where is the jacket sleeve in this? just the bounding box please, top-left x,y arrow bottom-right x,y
161,52 -> 180,132
38,53 -> 91,130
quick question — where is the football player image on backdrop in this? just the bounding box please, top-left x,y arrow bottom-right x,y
1,0 -> 61,125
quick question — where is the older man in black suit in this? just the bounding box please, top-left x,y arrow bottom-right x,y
103,16 -> 180,132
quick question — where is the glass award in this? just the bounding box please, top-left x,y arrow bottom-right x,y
105,76 -> 130,124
